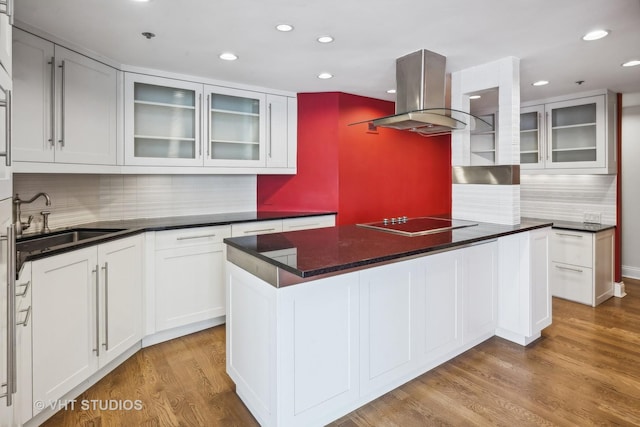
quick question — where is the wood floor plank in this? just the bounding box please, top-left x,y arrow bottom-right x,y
42,278 -> 640,426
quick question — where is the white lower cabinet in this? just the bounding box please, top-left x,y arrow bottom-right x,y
226,238 -> 508,427
31,235 -> 143,415
15,264 -> 33,425
154,225 -> 230,331
550,228 -> 614,306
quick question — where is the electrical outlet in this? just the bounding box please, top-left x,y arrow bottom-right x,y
583,212 -> 602,224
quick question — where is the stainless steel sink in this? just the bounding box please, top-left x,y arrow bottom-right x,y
16,229 -> 124,253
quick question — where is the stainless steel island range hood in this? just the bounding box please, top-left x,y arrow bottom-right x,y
351,49 -> 487,136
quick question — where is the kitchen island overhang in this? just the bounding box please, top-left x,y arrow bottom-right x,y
224,220 -> 553,427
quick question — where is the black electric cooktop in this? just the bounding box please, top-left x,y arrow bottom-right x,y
357,216 -> 478,237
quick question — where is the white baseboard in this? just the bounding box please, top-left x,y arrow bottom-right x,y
622,265 -> 640,280
614,281 -> 627,298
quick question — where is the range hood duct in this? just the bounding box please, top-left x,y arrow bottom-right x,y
351,49 -> 487,136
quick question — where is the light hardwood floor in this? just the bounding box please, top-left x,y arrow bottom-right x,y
43,278 -> 640,426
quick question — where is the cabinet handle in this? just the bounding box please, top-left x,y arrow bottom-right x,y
0,88 -> 10,166
287,223 -> 319,229
555,265 -> 583,273
48,57 -> 56,148
206,95 -> 210,157
16,306 -> 31,327
93,264 -> 100,357
537,112 -> 542,162
58,61 -> 66,148
545,111 -> 550,160
102,262 -> 109,351
15,280 -> 31,297
1,225 -> 17,404
268,102 -> 272,158
555,233 -> 584,238
243,228 -> 275,234
198,93 -> 202,158
176,233 -> 217,241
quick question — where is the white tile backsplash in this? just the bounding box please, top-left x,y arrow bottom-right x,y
14,174 -> 257,231
452,184 -> 520,225
520,174 -> 616,224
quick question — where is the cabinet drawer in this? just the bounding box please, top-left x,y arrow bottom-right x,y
282,215 -> 335,231
155,225 -> 231,249
550,262 -> 593,305
550,230 -> 593,267
231,220 -> 283,237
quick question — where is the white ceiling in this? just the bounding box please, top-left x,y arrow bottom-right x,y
14,0 -> 640,104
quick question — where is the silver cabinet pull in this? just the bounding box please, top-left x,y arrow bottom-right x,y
58,61 -> 66,147
268,102 -> 272,158
287,223 -> 319,230
48,57 -> 56,148
17,306 -> 31,327
206,94 -> 211,157
243,228 -> 275,234
555,265 -> 583,273
1,225 -> 17,405
545,111 -> 550,160
555,233 -> 584,238
15,280 -> 30,297
198,93 -> 202,158
101,262 -> 109,351
537,112 -> 542,162
92,264 -> 100,356
176,233 -> 217,241
0,88 -> 10,166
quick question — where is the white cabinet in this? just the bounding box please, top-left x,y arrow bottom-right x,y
12,29 -> 118,166
281,214 -> 335,231
230,215 -> 336,237
550,228 -> 614,306
520,91 -> 616,174
124,73 -> 204,166
231,219 -> 283,237
154,225 -> 231,331
14,263 -> 33,425
0,6 -> 11,76
463,241 -> 498,341
31,235 -> 143,414
496,228 -> 552,345
124,72 -> 297,173
0,63 -> 11,200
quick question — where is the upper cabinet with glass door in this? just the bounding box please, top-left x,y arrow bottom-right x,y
470,112 -> 497,165
124,73 -> 203,166
520,90 -> 616,174
203,85 -> 266,167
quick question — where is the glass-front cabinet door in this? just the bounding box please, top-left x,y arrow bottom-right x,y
124,74 -> 203,166
520,105 -> 544,169
544,95 -> 605,169
203,85 -> 266,167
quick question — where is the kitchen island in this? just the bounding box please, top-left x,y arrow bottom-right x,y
223,219 -> 553,427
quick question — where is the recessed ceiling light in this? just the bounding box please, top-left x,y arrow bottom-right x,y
219,52 -> 238,61
582,29 -> 609,41
532,80 -> 549,86
317,36 -> 334,43
387,89 -> 396,94
469,95 -> 482,100
622,59 -> 640,67
132,0 -> 150,2
318,72 -> 333,79
276,24 -> 294,32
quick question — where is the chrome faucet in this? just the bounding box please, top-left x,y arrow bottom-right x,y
14,192 -> 52,236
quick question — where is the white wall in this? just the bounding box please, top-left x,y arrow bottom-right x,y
14,174 -> 257,231
621,93 -> 640,279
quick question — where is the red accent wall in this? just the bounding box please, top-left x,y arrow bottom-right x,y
257,92 -> 452,225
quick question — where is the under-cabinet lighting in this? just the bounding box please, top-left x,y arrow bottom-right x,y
622,59 -> 640,67
318,72 -> 333,79
219,52 -> 238,61
582,30 -> 609,41
532,80 -> 549,86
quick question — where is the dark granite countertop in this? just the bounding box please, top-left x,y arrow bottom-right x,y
547,219 -> 616,233
224,218 -> 553,280
17,211 -> 336,268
